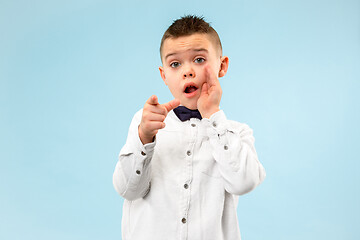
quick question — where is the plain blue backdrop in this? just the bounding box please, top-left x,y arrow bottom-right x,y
1,0 -> 359,239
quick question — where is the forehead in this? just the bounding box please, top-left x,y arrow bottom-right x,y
162,33 -> 218,60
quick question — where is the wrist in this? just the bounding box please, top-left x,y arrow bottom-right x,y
138,126 -> 155,145
201,107 -> 220,119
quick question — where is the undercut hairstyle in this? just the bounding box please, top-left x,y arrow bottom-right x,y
160,15 -> 223,60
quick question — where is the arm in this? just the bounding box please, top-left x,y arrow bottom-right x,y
205,111 -> 266,195
113,110 -> 154,200
113,96 -> 180,201
198,65 -> 265,195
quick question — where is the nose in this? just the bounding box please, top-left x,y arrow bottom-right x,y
183,65 -> 195,79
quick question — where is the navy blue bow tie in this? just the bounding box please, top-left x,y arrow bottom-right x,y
173,106 -> 202,121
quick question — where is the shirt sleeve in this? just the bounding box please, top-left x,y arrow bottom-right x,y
113,109 -> 155,201
204,110 -> 266,196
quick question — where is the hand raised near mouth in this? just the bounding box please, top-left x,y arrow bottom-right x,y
197,66 -> 222,119
139,95 -> 180,144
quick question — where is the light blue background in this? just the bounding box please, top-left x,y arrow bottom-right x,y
1,0 -> 359,239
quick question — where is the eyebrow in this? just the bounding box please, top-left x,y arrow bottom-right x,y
165,48 -> 208,60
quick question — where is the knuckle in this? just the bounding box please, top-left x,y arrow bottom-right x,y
161,107 -> 167,115
143,104 -> 150,111
142,112 -> 149,120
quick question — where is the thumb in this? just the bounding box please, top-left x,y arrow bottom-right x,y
162,99 -> 180,113
147,95 -> 159,105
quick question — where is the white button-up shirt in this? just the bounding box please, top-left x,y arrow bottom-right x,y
113,109 -> 266,240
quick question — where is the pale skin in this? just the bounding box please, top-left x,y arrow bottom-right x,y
139,33 -> 229,144
138,96 -> 180,144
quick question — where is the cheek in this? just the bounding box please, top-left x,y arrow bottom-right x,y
167,81 -> 181,96
197,72 -> 206,85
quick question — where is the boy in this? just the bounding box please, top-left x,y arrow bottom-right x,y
113,15 -> 266,240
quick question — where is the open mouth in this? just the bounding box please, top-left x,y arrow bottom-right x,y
184,85 -> 198,93
183,82 -> 199,98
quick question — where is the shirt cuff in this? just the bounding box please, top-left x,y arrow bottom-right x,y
206,110 -> 228,136
134,125 -> 156,160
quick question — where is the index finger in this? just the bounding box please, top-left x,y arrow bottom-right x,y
147,95 -> 159,105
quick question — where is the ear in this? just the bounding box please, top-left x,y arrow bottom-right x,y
159,66 -> 167,85
218,56 -> 229,78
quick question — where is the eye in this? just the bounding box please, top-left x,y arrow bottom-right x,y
170,62 -> 180,68
194,58 -> 205,64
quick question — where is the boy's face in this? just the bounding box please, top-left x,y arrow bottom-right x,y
159,33 -> 228,110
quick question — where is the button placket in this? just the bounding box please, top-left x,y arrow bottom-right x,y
180,121 -> 198,239
182,130 -> 195,238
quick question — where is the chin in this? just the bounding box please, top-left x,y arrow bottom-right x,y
179,97 -> 199,110
182,103 -> 198,110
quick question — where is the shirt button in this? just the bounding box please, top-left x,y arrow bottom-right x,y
212,122 -> 217,127
136,170 -> 141,175
224,145 -> 228,150
186,150 -> 191,156
191,123 -> 196,127
181,218 -> 187,224
141,151 -> 146,156
184,183 -> 189,189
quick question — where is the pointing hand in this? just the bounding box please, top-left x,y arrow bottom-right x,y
139,95 -> 180,144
